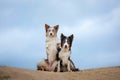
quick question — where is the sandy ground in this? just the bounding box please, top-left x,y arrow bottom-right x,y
0,66 -> 120,80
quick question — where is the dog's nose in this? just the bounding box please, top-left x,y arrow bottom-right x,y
50,33 -> 52,36
65,45 -> 67,48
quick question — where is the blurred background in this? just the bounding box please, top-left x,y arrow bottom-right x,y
0,0 -> 120,70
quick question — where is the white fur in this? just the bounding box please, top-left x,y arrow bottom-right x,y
59,50 -> 70,65
57,61 -> 60,72
62,39 -> 70,51
51,61 -> 58,71
67,60 -> 71,71
64,39 -> 69,48
57,49 -> 71,72
46,37 -> 59,64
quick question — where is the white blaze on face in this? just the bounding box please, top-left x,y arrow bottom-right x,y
63,39 -> 69,50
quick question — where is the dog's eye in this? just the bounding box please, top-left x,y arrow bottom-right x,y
49,30 -> 51,32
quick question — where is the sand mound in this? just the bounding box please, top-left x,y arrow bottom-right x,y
0,66 -> 120,80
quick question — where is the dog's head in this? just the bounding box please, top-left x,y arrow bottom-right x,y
61,33 -> 74,51
45,24 -> 59,38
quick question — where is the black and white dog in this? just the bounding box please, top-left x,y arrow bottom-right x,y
56,33 -> 79,72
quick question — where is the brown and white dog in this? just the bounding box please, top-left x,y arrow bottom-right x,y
56,33 -> 79,72
37,24 -> 60,71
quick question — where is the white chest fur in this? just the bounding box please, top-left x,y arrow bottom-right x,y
46,37 -> 59,63
59,50 -> 71,65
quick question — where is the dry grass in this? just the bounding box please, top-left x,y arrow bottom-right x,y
0,66 -> 120,80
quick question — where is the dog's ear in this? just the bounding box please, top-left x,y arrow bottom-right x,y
68,34 -> 74,49
61,33 -> 65,40
54,25 -> 59,32
45,24 -> 50,32
61,33 -> 65,47
69,34 -> 74,41
69,34 -> 74,46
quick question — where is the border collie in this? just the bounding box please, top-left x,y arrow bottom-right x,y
37,24 -> 60,71
56,33 -> 79,72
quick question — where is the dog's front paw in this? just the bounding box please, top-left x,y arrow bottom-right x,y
57,69 -> 60,72
68,70 -> 72,72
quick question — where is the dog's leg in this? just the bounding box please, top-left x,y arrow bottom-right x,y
46,50 -> 52,71
57,61 -> 60,72
67,60 -> 71,72
51,61 -> 58,71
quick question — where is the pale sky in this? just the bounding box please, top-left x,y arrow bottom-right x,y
0,0 -> 120,69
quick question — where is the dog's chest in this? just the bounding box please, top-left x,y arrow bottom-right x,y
59,51 -> 70,65
46,39 -> 57,50
46,38 -> 59,62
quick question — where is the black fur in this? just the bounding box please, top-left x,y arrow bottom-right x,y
56,47 -> 61,61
